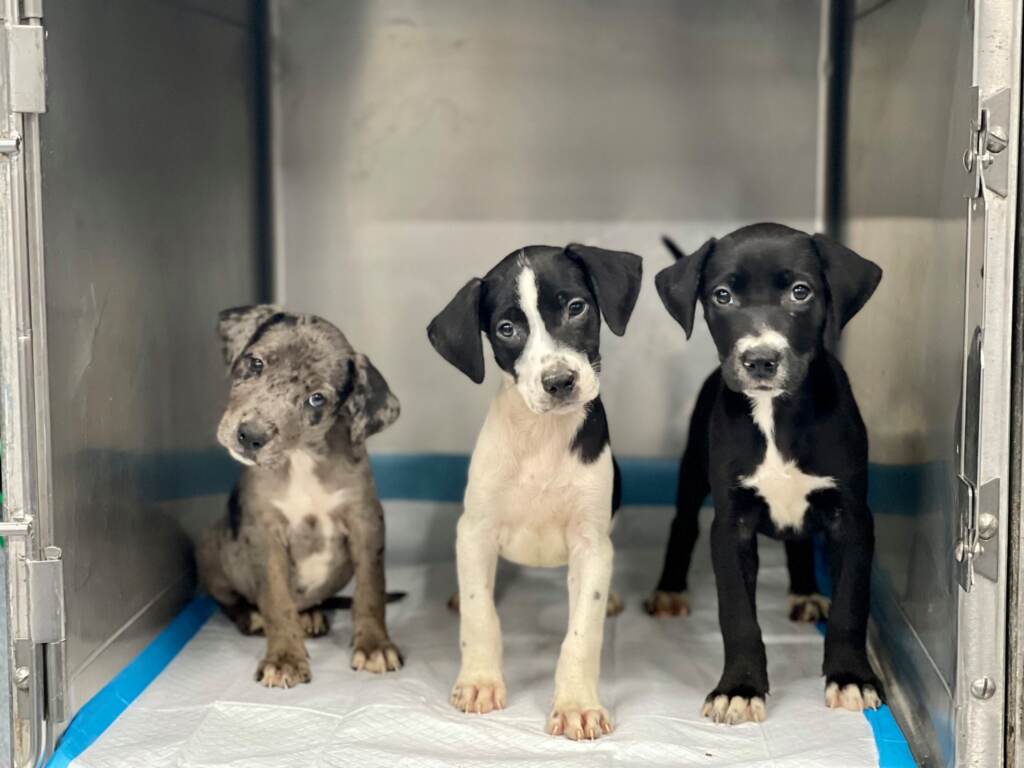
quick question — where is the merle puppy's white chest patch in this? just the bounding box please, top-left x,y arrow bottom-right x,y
740,393 -> 835,530
272,451 -> 351,592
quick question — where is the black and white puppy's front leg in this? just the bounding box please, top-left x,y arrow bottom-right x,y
451,508 -> 506,714
822,500 -> 882,710
548,525 -> 615,740
703,500 -> 769,724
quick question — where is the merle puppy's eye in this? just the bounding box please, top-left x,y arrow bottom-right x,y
791,283 -> 813,302
496,320 -> 516,339
567,298 -> 587,317
307,392 -> 327,408
713,287 -> 733,305
246,355 -> 264,374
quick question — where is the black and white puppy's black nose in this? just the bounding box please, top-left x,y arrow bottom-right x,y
740,347 -> 781,381
541,365 -> 577,399
236,421 -> 271,452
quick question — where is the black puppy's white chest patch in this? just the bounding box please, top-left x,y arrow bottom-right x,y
740,393 -> 836,530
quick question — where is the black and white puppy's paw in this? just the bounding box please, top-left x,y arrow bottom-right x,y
787,593 -> 830,623
643,590 -> 690,617
702,687 -> 768,725
825,674 -> 883,712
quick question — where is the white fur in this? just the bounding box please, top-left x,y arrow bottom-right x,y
514,264 -> 599,414
735,328 -> 789,355
271,451 -> 351,591
453,380 -> 614,733
740,393 -> 836,530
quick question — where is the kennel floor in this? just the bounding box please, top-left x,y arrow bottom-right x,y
57,540 -> 912,767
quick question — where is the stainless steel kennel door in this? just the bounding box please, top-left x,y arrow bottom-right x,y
841,0 -> 1020,765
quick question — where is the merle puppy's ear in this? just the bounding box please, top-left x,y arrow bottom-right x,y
217,304 -> 282,367
565,243 -> 643,336
344,353 -> 400,444
655,237 -> 715,339
427,278 -> 485,383
811,234 -> 882,345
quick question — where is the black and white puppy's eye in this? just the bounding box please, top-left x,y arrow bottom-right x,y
713,287 -> 733,305
307,392 -> 327,409
246,355 -> 264,374
791,283 -> 813,302
567,298 -> 587,318
496,320 -> 516,339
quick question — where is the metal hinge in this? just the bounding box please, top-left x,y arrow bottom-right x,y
4,22 -> 46,114
0,520 -> 67,724
962,87 -> 1010,198
954,86 -> 1008,591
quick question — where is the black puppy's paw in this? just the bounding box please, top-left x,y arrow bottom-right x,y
299,609 -> 331,638
702,687 -> 767,725
824,674 -> 883,711
787,593 -> 830,623
643,590 -> 690,617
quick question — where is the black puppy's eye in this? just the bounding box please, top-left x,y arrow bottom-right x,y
567,298 -> 587,317
713,287 -> 733,305
246,355 -> 264,374
497,320 -> 515,338
791,283 -> 813,302
307,392 -> 327,408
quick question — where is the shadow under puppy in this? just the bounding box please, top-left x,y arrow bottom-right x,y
428,244 -> 641,740
645,239 -> 830,625
199,305 -> 403,688
654,223 -> 883,724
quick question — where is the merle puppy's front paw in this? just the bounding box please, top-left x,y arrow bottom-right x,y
256,650 -> 311,688
643,590 -> 690,617
702,687 -> 767,724
299,609 -> 331,638
825,674 -> 883,711
788,593 -> 830,623
351,636 -> 403,673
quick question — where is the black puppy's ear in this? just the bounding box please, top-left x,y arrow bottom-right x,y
345,353 -> 401,444
217,304 -> 281,367
655,237 -> 715,339
565,243 -> 643,336
427,278 -> 485,383
811,234 -> 883,344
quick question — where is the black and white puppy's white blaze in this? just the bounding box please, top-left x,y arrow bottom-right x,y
428,243 -> 641,741
655,223 -> 884,725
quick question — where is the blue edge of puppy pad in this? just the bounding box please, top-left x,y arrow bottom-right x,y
47,453 -> 918,768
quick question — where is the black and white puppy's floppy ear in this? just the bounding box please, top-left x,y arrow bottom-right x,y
344,353 -> 401,444
565,243 -> 643,336
655,237 -> 716,339
811,233 -> 883,347
217,304 -> 282,367
427,278 -> 485,384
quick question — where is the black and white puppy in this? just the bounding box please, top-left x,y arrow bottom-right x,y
427,244 -> 641,740
645,243 -> 830,624
655,223 -> 883,724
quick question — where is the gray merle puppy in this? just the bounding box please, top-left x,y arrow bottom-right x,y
198,305 -> 402,688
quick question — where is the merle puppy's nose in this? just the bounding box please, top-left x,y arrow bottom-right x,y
236,421 -> 270,452
541,366 -> 577,399
740,347 -> 781,380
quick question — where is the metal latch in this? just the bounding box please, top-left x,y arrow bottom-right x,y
4,23 -> 46,114
962,87 -> 1010,199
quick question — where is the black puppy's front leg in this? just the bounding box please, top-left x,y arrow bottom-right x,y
823,505 -> 882,710
704,513 -> 768,724
785,538 -> 830,623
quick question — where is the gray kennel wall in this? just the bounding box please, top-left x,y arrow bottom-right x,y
268,0 -> 828,458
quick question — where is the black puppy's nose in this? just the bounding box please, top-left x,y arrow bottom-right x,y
236,422 -> 270,452
542,367 -> 577,398
740,347 -> 781,380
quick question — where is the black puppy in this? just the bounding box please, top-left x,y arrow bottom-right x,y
645,244 -> 830,624
655,223 -> 883,724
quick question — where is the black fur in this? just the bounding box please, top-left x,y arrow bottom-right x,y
571,397 -> 611,464
227,483 -> 242,539
654,223 -> 884,713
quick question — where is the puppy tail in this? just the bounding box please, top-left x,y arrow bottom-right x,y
318,592 -> 407,611
662,235 -> 686,261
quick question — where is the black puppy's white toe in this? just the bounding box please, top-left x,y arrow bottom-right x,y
825,675 -> 883,711
702,690 -> 767,724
